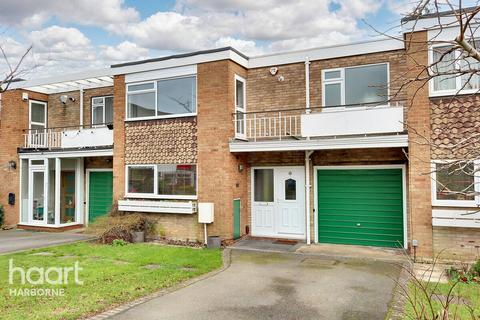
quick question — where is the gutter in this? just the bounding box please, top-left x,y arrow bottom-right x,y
305,150 -> 314,245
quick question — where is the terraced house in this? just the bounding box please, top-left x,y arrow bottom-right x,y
0,13 -> 479,260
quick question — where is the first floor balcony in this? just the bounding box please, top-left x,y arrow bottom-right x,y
22,124 -> 113,150
230,102 -> 407,152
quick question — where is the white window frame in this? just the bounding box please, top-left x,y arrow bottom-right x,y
429,43 -> 480,97
234,74 -> 247,140
91,95 -> 113,126
431,160 -> 480,207
321,62 -> 390,109
125,75 -> 197,121
125,164 -> 198,200
29,100 -> 47,130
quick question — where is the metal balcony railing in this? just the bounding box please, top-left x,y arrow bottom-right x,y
22,123 -> 113,149
233,102 -> 406,141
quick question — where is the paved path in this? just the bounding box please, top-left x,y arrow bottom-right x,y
109,249 -> 402,320
0,229 -> 95,254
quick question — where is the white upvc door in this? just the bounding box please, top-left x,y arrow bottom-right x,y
28,167 -> 46,225
252,168 -> 275,236
275,167 -> 305,237
252,167 -> 305,239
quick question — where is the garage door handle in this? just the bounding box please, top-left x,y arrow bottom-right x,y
356,223 -> 361,227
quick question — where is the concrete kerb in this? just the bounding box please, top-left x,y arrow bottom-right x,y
228,245 -> 409,264
0,236 -> 98,256
86,248 -> 233,320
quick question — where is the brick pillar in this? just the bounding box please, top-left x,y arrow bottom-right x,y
197,60 -> 248,240
406,31 -> 433,258
0,90 -> 46,226
113,75 -> 126,202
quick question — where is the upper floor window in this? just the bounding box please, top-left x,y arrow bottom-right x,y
29,100 -> 47,130
91,96 -> 113,125
234,75 -> 246,139
126,76 -> 197,120
322,63 -> 388,107
430,42 -> 480,95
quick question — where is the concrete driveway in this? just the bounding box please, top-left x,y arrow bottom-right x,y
110,249 -> 402,320
0,229 -> 95,254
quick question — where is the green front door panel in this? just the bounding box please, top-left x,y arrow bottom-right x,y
89,171 -> 113,223
233,199 -> 241,239
317,169 -> 404,248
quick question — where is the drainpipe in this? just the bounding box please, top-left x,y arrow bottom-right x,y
305,56 -> 311,114
79,87 -> 84,129
305,150 -> 314,245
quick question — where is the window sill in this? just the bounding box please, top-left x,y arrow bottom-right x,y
432,200 -> 478,208
429,89 -> 480,98
118,199 -> 197,214
125,113 -> 197,122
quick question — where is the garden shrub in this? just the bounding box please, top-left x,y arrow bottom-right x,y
100,225 -> 132,244
112,239 -> 128,247
88,213 -> 156,243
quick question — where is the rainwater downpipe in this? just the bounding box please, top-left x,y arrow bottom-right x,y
305,56 -> 311,115
79,87 -> 84,129
305,150 -> 314,245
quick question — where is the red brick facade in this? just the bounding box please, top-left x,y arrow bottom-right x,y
1,35 -> 478,260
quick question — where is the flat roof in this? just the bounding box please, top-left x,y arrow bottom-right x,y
8,37 -> 405,92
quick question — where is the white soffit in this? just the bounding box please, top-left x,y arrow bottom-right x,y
112,49 -> 249,75
248,38 -> 404,68
125,65 -> 197,83
229,134 -> 409,152
9,67 -> 114,94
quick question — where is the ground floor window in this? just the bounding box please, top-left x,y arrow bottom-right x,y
432,161 -> 478,206
126,164 -> 197,199
20,157 -> 83,226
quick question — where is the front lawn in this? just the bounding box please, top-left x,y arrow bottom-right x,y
0,242 -> 222,320
404,281 -> 480,319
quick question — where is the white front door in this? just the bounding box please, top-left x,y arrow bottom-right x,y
276,167 -> 305,237
252,167 -> 305,239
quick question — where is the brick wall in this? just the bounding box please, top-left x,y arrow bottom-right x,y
125,117 -> 197,164
247,50 -> 407,113
0,90 -> 47,226
85,156 -> 113,169
433,227 -> 480,261
148,213 -> 199,241
406,31 -> 434,257
113,75 -> 126,201
47,87 -> 113,128
197,60 -> 249,240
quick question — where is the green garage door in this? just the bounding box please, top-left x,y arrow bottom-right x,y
317,169 -> 404,248
88,171 -> 113,223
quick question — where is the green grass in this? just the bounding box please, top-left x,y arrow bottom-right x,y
0,242 -> 222,320
404,281 -> 480,319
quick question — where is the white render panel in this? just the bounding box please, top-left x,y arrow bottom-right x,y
61,127 -> 113,149
125,65 -> 197,83
301,106 -> 404,137
432,209 -> 480,228
118,199 -> 197,214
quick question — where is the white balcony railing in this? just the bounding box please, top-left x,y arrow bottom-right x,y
233,103 -> 405,141
23,125 -> 113,149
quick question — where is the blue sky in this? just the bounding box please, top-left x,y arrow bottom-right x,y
0,0 -> 429,78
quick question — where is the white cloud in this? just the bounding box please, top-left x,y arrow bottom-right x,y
112,0 -> 382,54
111,11 -> 218,51
21,26 -> 104,76
100,41 -> 149,62
214,37 -> 264,56
0,0 -> 139,29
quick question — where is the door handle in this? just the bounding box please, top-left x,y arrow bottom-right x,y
356,223 -> 361,227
